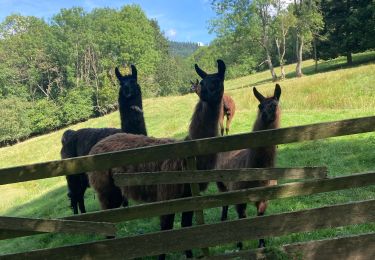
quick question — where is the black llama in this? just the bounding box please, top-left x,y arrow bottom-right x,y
61,64 -> 147,214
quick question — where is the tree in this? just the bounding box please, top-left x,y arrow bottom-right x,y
210,0 -> 278,81
293,0 -> 323,77
319,0 -> 375,64
272,1 -> 296,79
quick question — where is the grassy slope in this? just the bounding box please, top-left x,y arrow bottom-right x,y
0,51 -> 374,258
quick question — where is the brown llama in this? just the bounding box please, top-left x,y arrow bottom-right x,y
88,60 -> 226,259
191,79 -> 236,136
216,84 -> 281,249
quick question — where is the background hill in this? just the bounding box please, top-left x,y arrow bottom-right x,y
0,52 -> 374,257
168,41 -> 200,57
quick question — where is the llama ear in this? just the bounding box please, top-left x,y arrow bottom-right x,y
115,67 -> 123,80
253,87 -> 265,102
217,59 -> 226,80
131,65 -> 137,80
274,84 -> 281,100
195,64 -> 208,79
195,79 -> 199,85
61,129 -> 76,144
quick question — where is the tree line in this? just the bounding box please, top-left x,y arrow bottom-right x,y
195,0 -> 375,80
0,5 -> 196,145
1,1 -> 374,144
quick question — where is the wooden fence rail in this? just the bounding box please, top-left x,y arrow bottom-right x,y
1,171 -> 374,240
2,200 -> 374,259
0,217 -> 116,236
113,167 -> 328,186
207,232 -> 375,260
0,116 -> 374,185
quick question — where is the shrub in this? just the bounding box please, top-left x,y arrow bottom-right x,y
0,98 -> 32,143
28,99 -> 62,134
59,87 -> 94,125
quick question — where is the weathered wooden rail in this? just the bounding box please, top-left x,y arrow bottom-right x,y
0,116 -> 374,185
2,200 -> 374,259
0,116 -> 374,259
0,217 -> 116,236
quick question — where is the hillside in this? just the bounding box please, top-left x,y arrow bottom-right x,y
0,52 -> 374,257
168,41 -> 200,57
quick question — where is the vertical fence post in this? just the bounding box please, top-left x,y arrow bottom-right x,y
186,156 -> 210,257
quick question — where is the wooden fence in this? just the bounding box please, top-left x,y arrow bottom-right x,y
0,116 -> 374,259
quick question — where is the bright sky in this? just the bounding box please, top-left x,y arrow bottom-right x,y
0,0 -> 217,44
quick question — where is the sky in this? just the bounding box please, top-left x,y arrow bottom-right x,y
0,0 -> 217,44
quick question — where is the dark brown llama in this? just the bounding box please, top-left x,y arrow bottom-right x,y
88,60 -> 226,259
216,84 -> 281,249
191,79 -> 236,136
61,64 -> 147,214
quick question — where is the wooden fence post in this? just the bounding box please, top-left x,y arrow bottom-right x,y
186,156 -> 209,257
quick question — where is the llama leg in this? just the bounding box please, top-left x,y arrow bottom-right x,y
77,195 -> 86,214
235,203 -> 247,250
97,186 -> 124,210
122,197 -> 129,207
221,205 -> 229,221
158,214 -> 175,260
181,211 -> 194,258
68,192 -> 79,215
225,114 -> 232,135
219,119 -> 224,136
256,200 -> 268,248
216,182 -> 229,221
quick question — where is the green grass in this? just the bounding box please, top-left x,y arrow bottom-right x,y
0,52 -> 375,258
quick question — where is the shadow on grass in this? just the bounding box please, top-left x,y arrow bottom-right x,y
4,185 -> 72,218
286,52 -> 375,78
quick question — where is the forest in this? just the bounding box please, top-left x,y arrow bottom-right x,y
0,0 -> 374,144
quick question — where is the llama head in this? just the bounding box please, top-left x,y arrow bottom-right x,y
253,84 -> 281,125
194,59 -> 225,104
190,79 -> 200,96
60,129 -> 77,158
115,65 -> 141,101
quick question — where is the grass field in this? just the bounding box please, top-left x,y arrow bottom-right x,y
0,51 -> 374,258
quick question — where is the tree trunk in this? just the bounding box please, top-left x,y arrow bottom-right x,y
296,35 -> 304,77
280,64 -> 286,79
275,38 -> 285,80
313,37 -> 318,72
266,51 -> 277,81
347,52 -> 353,65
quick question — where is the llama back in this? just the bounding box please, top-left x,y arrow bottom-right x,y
88,133 -> 189,202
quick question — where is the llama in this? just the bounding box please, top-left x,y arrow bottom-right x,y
88,60 -> 225,259
216,84 -> 281,249
61,64 -> 147,214
61,128 -> 123,214
191,79 -> 236,136
116,65 -> 147,136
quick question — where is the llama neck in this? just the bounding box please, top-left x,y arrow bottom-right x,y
188,99 -> 222,171
189,99 -> 222,140
245,110 -> 280,168
119,96 -> 147,136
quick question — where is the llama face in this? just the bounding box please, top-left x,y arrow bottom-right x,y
190,79 -> 201,95
115,65 -> 141,100
253,84 -> 281,125
194,59 -> 225,104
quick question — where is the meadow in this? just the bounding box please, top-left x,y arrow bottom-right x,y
0,51 -> 374,258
